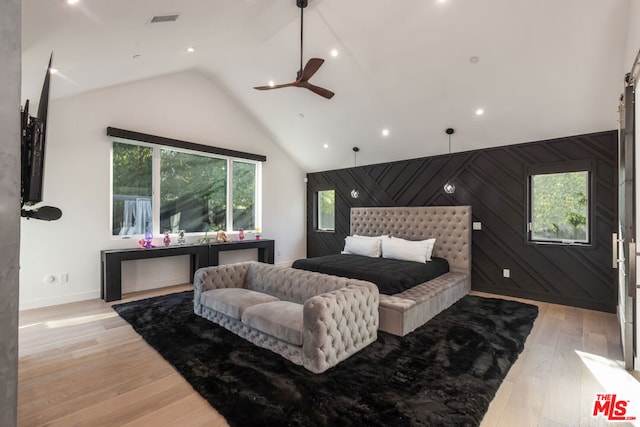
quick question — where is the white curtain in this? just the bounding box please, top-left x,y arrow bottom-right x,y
119,197 -> 152,235
170,212 -> 181,233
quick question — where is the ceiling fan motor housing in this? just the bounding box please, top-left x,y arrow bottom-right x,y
297,0 -> 308,8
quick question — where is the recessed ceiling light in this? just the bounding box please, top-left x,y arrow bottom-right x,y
66,0 -> 79,4
469,56 -> 479,64
268,80 -> 275,88
437,0 -> 447,3
382,128 -> 390,137
475,108 -> 484,116
330,49 -> 339,57
186,47 -> 195,53
49,67 -> 59,74
323,144 -> 329,149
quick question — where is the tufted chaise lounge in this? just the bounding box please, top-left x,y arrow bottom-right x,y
193,261 -> 379,374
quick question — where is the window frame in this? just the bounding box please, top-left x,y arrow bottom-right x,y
110,139 -> 262,238
231,159 -> 260,232
526,160 -> 594,246
315,189 -> 336,232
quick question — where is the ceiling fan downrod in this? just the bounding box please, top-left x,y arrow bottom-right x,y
297,0 -> 308,79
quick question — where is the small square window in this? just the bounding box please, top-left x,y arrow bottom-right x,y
317,190 -> 335,231
529,170 -> 590,244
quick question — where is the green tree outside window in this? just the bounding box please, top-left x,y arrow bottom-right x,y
530,171 -> 589,242
112,142 -> 260,236
160,149 -> 227,233
112,142 -> 153,235
232,161 -> 256,230
318,190 -> 335,231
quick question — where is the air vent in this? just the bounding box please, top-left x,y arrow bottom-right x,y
150,14 -> 179,23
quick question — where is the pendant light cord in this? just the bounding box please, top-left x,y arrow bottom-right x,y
445,128 -> 455,155
443,128 -> 456,194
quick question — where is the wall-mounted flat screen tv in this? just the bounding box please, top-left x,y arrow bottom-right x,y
21,54 -> 52,208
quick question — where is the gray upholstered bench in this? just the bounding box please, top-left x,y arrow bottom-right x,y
193,261 -> 379,373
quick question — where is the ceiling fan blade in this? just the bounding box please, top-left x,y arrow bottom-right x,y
253,82 -> 296,90
299,58 -> 325,82
299,81 -> 335,99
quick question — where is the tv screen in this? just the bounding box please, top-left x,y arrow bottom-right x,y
21,54 -> 51,207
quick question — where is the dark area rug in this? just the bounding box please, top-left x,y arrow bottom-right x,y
113,292 -> 538,427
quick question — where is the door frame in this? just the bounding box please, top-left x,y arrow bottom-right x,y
618,58 -> 639,372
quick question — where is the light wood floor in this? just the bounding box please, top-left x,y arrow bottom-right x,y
17,286 -> 639,427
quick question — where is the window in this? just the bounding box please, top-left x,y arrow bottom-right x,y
112,142 -> 153,235
112,141 -> 260,236
529,170 -> 590,244
232,161 -> 257,231
159,149 -> 227,233
317,190 -> 335,231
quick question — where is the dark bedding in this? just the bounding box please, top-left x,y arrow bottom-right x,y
291,254 -> 449,295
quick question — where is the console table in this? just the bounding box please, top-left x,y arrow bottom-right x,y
101,239 -> 274,302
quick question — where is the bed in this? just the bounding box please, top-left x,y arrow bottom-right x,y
293,206 -> 471,336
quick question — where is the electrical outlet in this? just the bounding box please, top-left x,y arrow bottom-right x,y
473,222 -> 482,230
503,269 -> 510,278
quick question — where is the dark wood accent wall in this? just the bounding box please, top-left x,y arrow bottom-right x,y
306,130 -> 618,313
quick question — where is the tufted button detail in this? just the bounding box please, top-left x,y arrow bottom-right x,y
193,261 -> 379,374
350,206 -> 471,273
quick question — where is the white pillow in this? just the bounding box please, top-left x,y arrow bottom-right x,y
423,237 -> 436,261
382,236 -> 436,263
343,235 -> 382,257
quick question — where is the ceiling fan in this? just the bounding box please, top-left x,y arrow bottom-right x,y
253,0 -> 335,99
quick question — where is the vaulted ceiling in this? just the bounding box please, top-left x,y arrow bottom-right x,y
21,0 -> 631,172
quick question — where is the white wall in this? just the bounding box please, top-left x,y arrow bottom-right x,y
19,70 -> 306,310
624,0 -> 640,70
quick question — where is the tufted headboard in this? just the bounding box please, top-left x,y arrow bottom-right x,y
350,206 -> 472,275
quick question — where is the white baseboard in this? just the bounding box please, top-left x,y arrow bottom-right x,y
20,291 -> 99,311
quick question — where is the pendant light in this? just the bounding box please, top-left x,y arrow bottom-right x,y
351,147 -> 360,199
443,128 -> 456,194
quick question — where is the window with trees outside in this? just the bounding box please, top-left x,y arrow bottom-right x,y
529,170 -> 590,244
112,141 -> 260,236
317,190 -> 335,231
